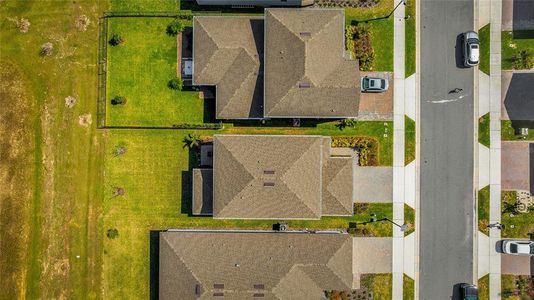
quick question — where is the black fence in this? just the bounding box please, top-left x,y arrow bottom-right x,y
97,17 -> 108,128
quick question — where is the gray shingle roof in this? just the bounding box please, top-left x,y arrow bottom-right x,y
264,8 -> 360,118
322,157 -> 354,216
193,17 -> 264,119
159,231 -> 353,300
213,135 -> 323,219
192,169 -> 213,215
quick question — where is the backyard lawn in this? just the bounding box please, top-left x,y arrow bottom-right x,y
103,129 -> 393,298
502,30 -> 534,70
106,17 -> 204,127
345,0 -> 394,71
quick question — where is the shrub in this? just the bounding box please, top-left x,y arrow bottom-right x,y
40,42 -> 53,56
346,25 -> 375,71
109,33 -> 124,46
107,228 -> 119,239
336,118 -> 357,130
168,78 -> 183,90
166,20 -> 185,36
354,203 -> 369,214
111,96 -> 127,105
331,136 -> 378,166
513,49 -> 534,70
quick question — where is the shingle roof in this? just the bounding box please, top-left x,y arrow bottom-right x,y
322,157 -> 354,216
193,17 -> 264,119
192,169 -> 213,215
264,8 -> 360,118
213,135 -> 323,219
159,231 -> 353,300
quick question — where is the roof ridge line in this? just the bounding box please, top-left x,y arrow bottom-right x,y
163,235 -> 206,296
326,159 -> 354,213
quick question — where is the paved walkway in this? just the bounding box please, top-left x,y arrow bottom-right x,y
392,0 -> 417,298
476,0 -> 502,298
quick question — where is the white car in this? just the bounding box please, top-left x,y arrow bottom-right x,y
361,76 -> 389,93
462,31 -> 479,67
501,240 -> 534,256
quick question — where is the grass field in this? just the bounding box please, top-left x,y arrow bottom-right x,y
106,17 -> 204,127
501,190 -> 534,238
0,1 -> 106,298
502,120 -> 534,140
403,274 -> 415,300
478,186 -> 490,235
360,273 -> 392,300
479,113 -> 490,147
346,0 -> 394,71
479,24 -> 490,75
405,0 -> 416,77
405,115 -> 416,165
502,30 -> 534,70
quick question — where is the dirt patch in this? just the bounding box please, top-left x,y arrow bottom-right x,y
0,61 -> 35,299
7,17 -> 30,33
65,96 -> 76,108
75,15 -> 90,32
78,113 -> 92,127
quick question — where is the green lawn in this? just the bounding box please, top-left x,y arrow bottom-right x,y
106,17 -> 204,127
345,0 -> 394,71
478,113 -> 490,147
501,191 -> 534,238
502,120 -> 534,140
501,275 -> 534,299
110,0 -> 181,11
405,0 -> 416,77
403,274 -> 415,300
479,24 -> 490,75
404,204 -> 415,237
478,186 -> 490,235
502,30 -> 534,70
103,129 -> 393,298
360,273 -> 392,300
478,274 -> 489,300
405,115 -> 416,165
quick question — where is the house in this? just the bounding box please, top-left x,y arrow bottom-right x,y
192,8 -> 360,120
192,134 -> 354,219
159,230 -> 354,299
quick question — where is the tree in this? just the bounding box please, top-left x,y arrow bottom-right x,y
336,118 -> 357,130
513,49 -> 534,70
107,228 -> 119,239
502,201 -> 518,214
111,96 -> 127,105
114,145 -> 127,156
40,42 -> 53,56
166,20 -> 185,36
183,133 -> 201,149
109,33 -> 124,46
168,78 -> 183,91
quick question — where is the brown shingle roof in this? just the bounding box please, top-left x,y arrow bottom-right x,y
192,169 -> 213,215
193,17 -> 264,119
213,135 -> 324,219
322,157 -> 354,216
159,231 -> 353,300
264,8 -> 360,118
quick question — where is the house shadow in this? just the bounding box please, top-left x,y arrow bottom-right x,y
503,73 -> 534,132
181,147 -> 199,215
149,230 -> 163,300
179,0 -> 263,14
512,0 -> 534,33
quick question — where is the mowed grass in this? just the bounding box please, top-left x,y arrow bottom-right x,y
346,0 -> 394,71
502,120 -> 534,140
478,186 -> 490,235
405,115 -> 415,165
478,274 -> 489,300
109,0 -> 181,11
403,274 -> 415,300
0,0 -> 106,298
479,24 -> 490,75
103,129 -> 392,298
478,113 -> 490,147
405,0 -> 416,77
360,273 -> 392,300
502,30 -> 534,70
404,204 -> 415,237
501,191 -> 534,238
106,17 -> 204,126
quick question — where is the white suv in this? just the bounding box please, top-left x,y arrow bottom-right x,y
462,31 -> 479,67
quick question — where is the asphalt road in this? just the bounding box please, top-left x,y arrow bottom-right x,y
419,0 -> 475,298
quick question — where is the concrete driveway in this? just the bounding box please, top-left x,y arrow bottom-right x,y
352,237 -> 392,288
357,72 -> 393,121
353,166 -> 392,203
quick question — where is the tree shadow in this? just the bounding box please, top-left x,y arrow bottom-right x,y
149,230 -> 163,300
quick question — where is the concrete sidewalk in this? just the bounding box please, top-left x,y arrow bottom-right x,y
392,0 -> 417,298
476,0 -> 502,298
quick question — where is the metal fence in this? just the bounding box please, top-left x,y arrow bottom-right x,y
97,17 -> 108,128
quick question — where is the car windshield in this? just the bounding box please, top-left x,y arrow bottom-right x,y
530,244 -> 534,254
363,78 -> 370,89
381,81 -> 385,89
510,244 -> 518,253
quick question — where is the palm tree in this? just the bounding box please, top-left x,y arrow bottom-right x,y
183,133 -> 201,149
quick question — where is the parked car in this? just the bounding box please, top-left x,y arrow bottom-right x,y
501,240 -> 534,256
462,31 -> 479,67
460,283 -> 478,300
361,76 -> 388,93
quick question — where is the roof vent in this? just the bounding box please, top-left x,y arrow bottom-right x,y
263,170 -> 275,175
253,293 -> 265,298
214,283 -> 224,289
299,32 -> 311,37
263,182 -> 275,187
254,284 -> 265,290
298,82 -> 311,88
195,284 -> 202,295
213,292 -> 224,297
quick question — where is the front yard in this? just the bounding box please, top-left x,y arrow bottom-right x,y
502,120 -> 534,140
502,30 -> 534,70
501,190 -> 534,238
